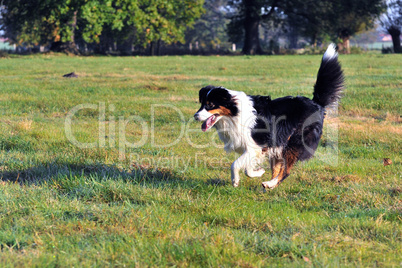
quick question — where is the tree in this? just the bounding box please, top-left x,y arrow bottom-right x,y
331,0 -> 385,53
380,0 -> 402,53
227,0 -> 384,55
85,0 -> 205,55
185,0 -> 230,51
283,0 -> 384,51
227,0 -> 280,55
133,0 -> 205,55
0,0 -> 113,53
283,1 -> 333,47
0,0 -> 204,54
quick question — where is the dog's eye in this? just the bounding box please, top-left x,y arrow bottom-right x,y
205,103 -> 214,110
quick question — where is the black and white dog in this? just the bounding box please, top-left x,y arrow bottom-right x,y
194,44 -> 344,189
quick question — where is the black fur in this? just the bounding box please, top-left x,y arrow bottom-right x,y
251,96 -> 324,160
251,53 -> 343,162
198,85 -> 214,103
198,85 -> 239,116
313,55 -> 344,107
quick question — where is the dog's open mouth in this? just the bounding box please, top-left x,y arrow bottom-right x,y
202,114 -> 220,132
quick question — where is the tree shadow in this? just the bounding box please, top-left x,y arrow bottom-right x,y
0,162 -> 198,189
205,178 -> 227,186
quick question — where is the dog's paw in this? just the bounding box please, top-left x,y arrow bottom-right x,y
261,178 -> 279,189
232,182 -> 239,187
261,182 -> 275,189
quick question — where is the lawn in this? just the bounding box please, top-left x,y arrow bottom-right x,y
0,53 -> 401,267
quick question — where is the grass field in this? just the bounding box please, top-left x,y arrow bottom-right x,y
0,53 -> 401,267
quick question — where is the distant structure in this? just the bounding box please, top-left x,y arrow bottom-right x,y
0,38 -> 15,51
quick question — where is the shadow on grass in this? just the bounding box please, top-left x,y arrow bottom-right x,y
0,162 -> 198,188
205,178 -> 227,186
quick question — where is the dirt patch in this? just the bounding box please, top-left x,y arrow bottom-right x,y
339,115 -> 402,136
143,84 -> 168,91
324,174 -> 362,183
342,112 -> 401,124
17,120 -> 33,131
388,187 -> 401,197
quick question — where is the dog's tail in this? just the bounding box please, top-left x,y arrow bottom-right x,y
312,44 -> 344,108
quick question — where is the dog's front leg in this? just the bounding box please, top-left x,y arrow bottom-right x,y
231,151 -> 253,187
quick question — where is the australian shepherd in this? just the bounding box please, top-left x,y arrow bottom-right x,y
194,44 -> 344,189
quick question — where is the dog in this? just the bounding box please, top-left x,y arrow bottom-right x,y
194,44 -> 344,189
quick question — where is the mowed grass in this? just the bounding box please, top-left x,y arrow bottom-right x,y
0,53 -> 401,267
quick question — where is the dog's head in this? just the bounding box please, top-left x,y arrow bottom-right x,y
194,86 -> 238,132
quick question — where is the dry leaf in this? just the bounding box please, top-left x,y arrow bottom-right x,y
383,158 -> 392,166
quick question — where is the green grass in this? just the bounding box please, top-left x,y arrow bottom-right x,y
0,53 -> 401,267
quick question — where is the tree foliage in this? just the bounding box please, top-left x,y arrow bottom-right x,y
227,0 -> 384,54
1,0 -> 98,47
331,0 -> 385,37
227,0 -> 280,54
0,0 -> 204,53
186,0 -> 230,50
0,0 -> 389,55
135,0 -> 204,47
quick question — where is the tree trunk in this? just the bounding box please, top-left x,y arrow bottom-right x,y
311,33 -> 317,48
242,3 -> 263,55
338,36 -> 350,54
150,42 -> 155,56
338,29 -> 351,54
71,10 -> 77,45
288,28 -> 298,49
68,10 -> 79,54
242,16 -> 263,54
388,26 -> 401,53
157,39 -> 161,56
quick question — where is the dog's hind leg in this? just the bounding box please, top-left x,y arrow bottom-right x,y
261,158 -> 284,189
262,149 -> 298,189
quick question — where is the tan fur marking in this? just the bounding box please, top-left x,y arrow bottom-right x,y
279,150 -> 298,183
218,106 -> 232,116
270,150 -> 299,185
270,158 -> 284,179
207,107 -> 232,116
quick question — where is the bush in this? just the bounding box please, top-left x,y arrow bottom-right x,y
350,46 -> 364,54
301,46 -> 327,55
382,47 -> 393,54
0,50 -> 9,58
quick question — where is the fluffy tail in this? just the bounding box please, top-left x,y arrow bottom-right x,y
312,44 -> 344,107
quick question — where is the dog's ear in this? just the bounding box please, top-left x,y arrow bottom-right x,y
199,85 -> 215,103
213,87 -> 231,102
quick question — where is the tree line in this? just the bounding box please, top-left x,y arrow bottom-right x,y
1,0 -> 400,55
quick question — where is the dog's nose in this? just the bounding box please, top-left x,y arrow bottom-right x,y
194,113 -> 199,121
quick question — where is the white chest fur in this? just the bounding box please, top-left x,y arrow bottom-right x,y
214,91 -> 258,154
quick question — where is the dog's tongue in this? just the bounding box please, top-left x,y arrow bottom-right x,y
202,115 -> 215,132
